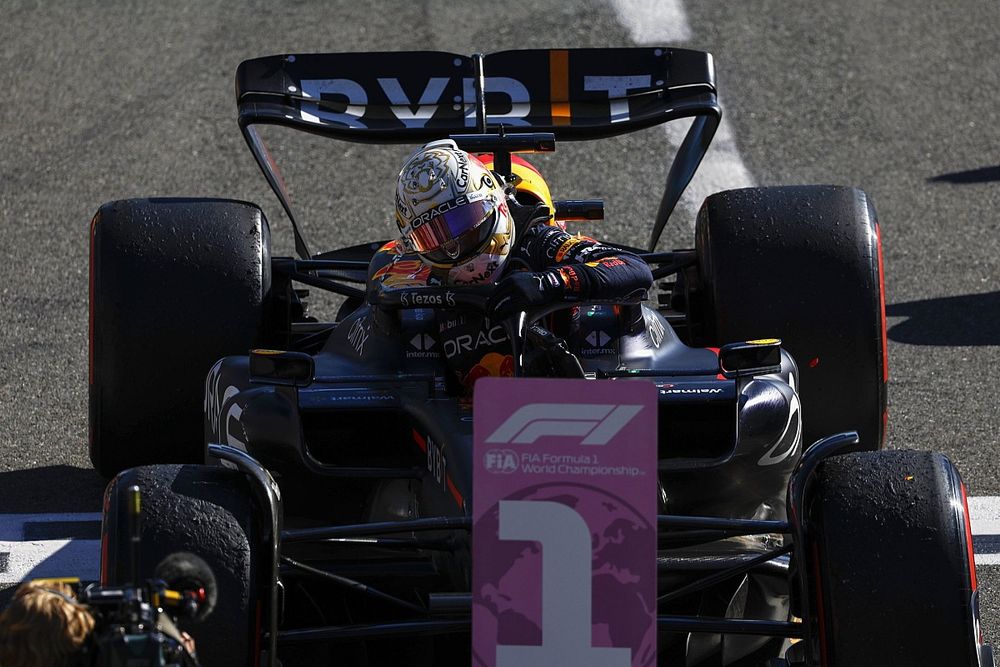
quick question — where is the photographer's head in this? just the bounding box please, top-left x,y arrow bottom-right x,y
0,580 -> 94,667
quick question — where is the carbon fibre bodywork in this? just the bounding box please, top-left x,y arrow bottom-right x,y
201,296 -> 802,664
205,301 -> 800,529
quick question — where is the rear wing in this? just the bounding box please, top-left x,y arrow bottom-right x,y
236,48 -> 720,255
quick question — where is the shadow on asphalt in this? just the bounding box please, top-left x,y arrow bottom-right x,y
927,165 -> 1000,184
887,291 -> 1000,346
0,465 -> 107,513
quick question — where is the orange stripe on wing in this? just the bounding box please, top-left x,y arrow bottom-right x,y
549,50 -> 570,126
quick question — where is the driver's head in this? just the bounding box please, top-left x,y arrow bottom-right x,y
0,580 -> 95,667
395,139 -> 513,285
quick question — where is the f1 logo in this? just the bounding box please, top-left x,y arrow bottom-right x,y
485,403 -> 643,445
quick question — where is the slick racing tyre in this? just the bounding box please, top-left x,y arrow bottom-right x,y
807,450 -> 986,666
694,186 -> 887,451
102,464 -> 260,667
89,198 -> 272,477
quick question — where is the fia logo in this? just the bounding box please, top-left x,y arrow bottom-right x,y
483,449 -> 519,474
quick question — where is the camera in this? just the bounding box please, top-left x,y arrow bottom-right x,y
75,549 -> 215,667
2,487 -> 216,667
77,485 -> 217,667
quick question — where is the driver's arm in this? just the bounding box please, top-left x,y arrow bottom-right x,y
489,224 -> 652,320
518,223 -> 653,300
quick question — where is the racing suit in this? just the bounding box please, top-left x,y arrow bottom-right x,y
368,218 -> 652,393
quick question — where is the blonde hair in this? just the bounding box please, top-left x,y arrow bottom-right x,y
0,581 -> 95,667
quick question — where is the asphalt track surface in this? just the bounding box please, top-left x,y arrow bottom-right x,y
1,0 -> 999,657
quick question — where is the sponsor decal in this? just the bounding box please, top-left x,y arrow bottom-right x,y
472,378 -> 657,667
454,149 -> 470,188
299,388 -> 399,408
643,309 -> 665,348
658,386 -> 724,395
462,352 -> 514,388
541,230 -> 570,259
399,290 -> 457,307
585,330 -> 612,347
486,402 -> 644,445
347,318 -> 370,356
298,77 -> 368,128
555,236 -> 584,262
298,72 -> 654,129
205,361 -> 228,437
585,257 -> 626,269
407,332 -> 438,359
411,193 -> 473,228
584,75 -> 652,123
458,259 -> 500,284
204,361 -> 248,451
757,393 -> 801,466
410,333 -> 436,350
440,313 -> 468,331
426,435 -> 448,492
558,265 -> 583,293
582,330 -> 616,356
483,448 -> 520,474
445,324 -> 508,359
380,77 -> 452,128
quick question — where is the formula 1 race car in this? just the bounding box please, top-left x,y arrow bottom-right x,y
88,48 -> 993,666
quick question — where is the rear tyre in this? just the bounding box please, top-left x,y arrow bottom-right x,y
102,464 -> 259,667
695,185 -> 886,451
89,198 -> 272,477
807,450 -> 984,666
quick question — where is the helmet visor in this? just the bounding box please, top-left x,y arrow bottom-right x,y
410,198 -> 497,264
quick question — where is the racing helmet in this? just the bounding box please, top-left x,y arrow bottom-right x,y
395,139 -> 513,285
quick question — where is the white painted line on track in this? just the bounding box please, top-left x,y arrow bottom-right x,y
664,117 -> 756,225
0,540 -> 100,584
970,497 -> 1000,566
608,0 -> 692,43
608,0 -> 755,235
0,513 -> 102,585
970,496 -> 1000,522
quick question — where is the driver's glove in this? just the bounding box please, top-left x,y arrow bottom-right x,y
488,269 -> 568,322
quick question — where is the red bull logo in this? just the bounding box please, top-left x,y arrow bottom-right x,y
463,352 -> 514,389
